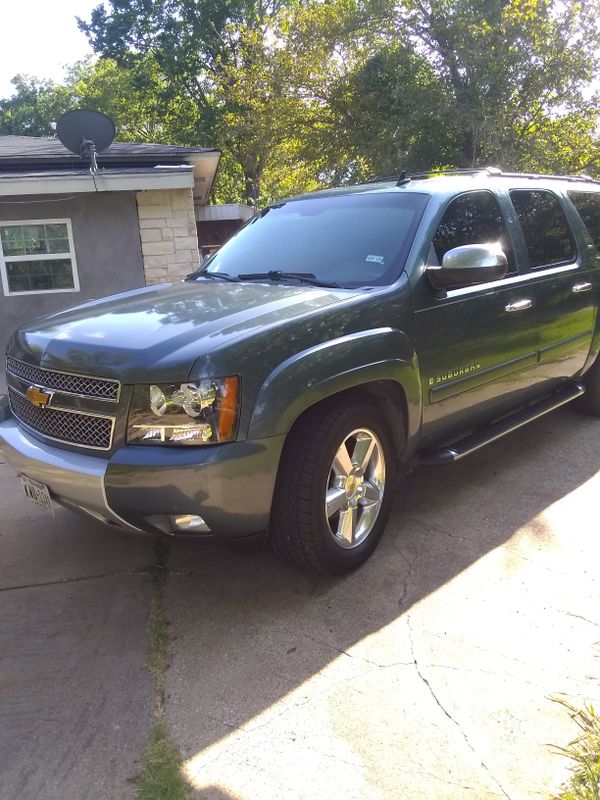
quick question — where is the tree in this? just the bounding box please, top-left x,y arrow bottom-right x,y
78,0 -> 304,203
0,75 -> 75,136
4,0 -> 598,198
321,44 -> 461,178
77,0 -> 390,203
388,0 -> 600,171
0,58 -> 203,148
72,57 -> 201,145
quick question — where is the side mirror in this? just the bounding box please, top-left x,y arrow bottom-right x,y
427,243 -> 508,289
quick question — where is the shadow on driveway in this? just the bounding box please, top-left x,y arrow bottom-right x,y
0,407 -> 599,799
164,407 -> 600,798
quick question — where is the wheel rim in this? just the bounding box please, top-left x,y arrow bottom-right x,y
324,427 -> 386,549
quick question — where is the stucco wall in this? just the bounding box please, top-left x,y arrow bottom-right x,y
0,191 -> 145,366
136,188 -> 201,284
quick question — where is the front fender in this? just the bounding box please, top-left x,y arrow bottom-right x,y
247,327 -> 422,447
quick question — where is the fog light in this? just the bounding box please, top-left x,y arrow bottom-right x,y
170,514 -> 211,533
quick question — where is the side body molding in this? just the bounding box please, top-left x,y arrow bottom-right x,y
248,327 -> 422,452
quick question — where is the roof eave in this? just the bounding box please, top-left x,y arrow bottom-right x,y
0,167 -> 195,197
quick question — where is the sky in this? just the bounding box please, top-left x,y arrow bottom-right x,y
0,0 -> 99,98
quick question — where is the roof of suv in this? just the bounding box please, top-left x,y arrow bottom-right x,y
290,170 -> 600,203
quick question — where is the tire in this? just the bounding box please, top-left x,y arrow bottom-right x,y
270,398 -> 399,575
575,356 -> 600,416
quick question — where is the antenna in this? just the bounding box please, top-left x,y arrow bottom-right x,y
56,110 -> 116,174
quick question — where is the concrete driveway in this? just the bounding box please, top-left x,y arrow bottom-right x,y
1,407 -> 599,800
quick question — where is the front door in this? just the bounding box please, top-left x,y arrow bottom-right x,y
413,189 -> 542,445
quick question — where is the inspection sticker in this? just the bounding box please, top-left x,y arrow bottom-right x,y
366,255 -> 384,263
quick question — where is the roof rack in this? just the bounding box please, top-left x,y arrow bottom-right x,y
365,167 -> 599,186
487,171 -> 599,185
365,167 -> 500,185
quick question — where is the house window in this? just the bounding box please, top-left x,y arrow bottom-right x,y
0,219 -> 79,296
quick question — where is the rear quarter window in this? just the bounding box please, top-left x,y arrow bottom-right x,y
568,191 -> 600,251
509,189 -> 576,269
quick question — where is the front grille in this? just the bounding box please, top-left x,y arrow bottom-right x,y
8,387 -> 115,450
6,357 -> 120,401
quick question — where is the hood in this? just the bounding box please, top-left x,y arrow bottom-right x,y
8,280 -> 347,383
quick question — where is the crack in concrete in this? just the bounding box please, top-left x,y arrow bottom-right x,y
418,662 -> 545,690
411,766 -> 503,796
403,514 -> 472,543
200,654 -> 417,748
502,545 -> 600,582
392,542 -> 416,609
407,614 -> 514,800
561,611 -> 600,628
305,633 -> 413,669
0,570 -> 146,592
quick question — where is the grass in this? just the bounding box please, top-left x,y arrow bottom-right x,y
135,538 -> 191,800
552,699 -> 600,800
135,723 -> 190,800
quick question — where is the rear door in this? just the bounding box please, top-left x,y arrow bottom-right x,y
509,188 -> 596,385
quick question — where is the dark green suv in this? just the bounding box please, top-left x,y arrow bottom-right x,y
2,169 -> 600,574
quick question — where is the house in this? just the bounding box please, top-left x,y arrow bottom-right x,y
196,202 -> 255,259
0,135 -> 221,362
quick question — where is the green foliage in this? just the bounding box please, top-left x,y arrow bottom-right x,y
325,44 -> 462,177
386,0 -> 600,171
1,0 -> 598,198
72,57 -> 203,146
553,699 -> 600,800
0,75 -> 76,136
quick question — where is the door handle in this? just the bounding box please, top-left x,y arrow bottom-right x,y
572,282 -> 592,293
505,299 -> 533,313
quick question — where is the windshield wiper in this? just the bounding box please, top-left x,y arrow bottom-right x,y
237,270 -> 343,289
190,271 -> 240,283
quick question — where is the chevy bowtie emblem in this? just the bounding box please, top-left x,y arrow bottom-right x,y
26,385 -> 54,409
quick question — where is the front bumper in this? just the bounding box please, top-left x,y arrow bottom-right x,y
0,414 -> 285,539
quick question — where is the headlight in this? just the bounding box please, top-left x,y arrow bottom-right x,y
127,377 -> 239,445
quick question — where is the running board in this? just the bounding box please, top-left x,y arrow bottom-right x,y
416,382 -> 585,466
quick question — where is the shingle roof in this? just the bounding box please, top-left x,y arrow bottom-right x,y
0,135 -> 218,172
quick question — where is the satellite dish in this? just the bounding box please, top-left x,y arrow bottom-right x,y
56,110 -> 116,172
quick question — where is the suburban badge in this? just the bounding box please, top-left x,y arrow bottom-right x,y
428,363 -> 481,387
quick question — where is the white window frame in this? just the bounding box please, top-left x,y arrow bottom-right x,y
0,218 -> 80,297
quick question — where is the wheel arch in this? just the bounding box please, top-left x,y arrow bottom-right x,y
247,328 -> 422,453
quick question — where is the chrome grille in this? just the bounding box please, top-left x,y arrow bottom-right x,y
6,357 -> 120,401
8,387 -> 115,450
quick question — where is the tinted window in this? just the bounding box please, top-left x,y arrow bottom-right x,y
568,191 -> 600,251
197,192 -> 430,288
432,191 -> 514,271
510,190 -> 575,268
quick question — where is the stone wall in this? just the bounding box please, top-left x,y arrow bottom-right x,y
136,188 -> 201,284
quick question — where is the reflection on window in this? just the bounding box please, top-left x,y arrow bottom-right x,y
568,191 -> 600,251
0,220 -> 79,295
432,191 -> 514,271
510,190 -> 575,268
201,192 -> 430,287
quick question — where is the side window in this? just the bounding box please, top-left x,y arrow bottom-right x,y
510,190 -> 575,269
568,191 -> 600,251
431,191 -> 515,272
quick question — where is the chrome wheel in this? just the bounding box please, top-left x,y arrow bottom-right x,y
325,427 -> 386,549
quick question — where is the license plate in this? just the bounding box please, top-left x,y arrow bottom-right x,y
21,475 -> 53,513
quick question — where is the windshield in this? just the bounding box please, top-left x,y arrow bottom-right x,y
192,191 -> 429,288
